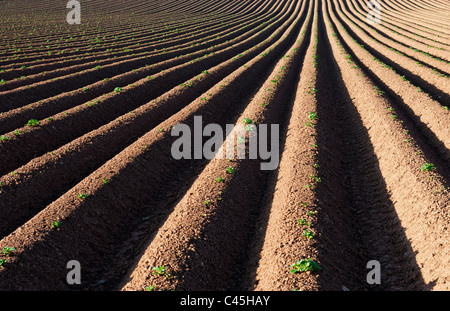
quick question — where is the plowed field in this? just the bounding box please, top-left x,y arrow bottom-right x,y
0,0 -> 448,291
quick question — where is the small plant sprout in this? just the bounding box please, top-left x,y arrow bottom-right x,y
51,221 -> 62,229
0,135 -> 11,142
216,177 -> 225,183
306,87 -> 318,95
144,286 -> 156,291
77,193 -> 88,199
374,86 -> 385,96
0,259 -> 6,266
290,258 -> 321,273
243,118 -> 253,125
1,247 -> 15,256
225,166 -> 235,174
297,219 -> 312,226
308,112 -> 318,120
236,135 -> 246,145
245,124 -> 255,132
102,178 -> 109,184
114,87 -> 122,93
310,175 -> 322,183
152,266 -> 172,280
421,163 -> 436,172
302,229 -> 314,239
205,200 -> 211,206
25,119 -> 40,127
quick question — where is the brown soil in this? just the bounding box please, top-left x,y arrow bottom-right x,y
0,0 -> 448,292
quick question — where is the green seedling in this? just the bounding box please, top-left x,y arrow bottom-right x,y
215,177 -> 225,183
77,193 -> 88,199
290,258 -> 321,273
306,210 -> 317,216
306,87 -> 318,95
374,86 -> 385,96
244,124 -> 255,132
0,259 -> 6,266
25,119 -> 40,127
51,221 -> 62,229
297,219 -> 312,226
302,229 -> 314,239
421,163 -> 435,172
0,135 -> 11,142
1,247 -> 15,256
243,118 -> 253,125
180,81 -> 193,87
114,87 -> 122,93
237,135 -> 246,145
310,175 -> 322,183
308,112 -> 318,120
226,166 -> 235,174
152,266 -> 172,280
144,286 -> 156,291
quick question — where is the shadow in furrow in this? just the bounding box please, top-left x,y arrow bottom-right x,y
327,1 -> 450,186
313,4 -> 428,291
